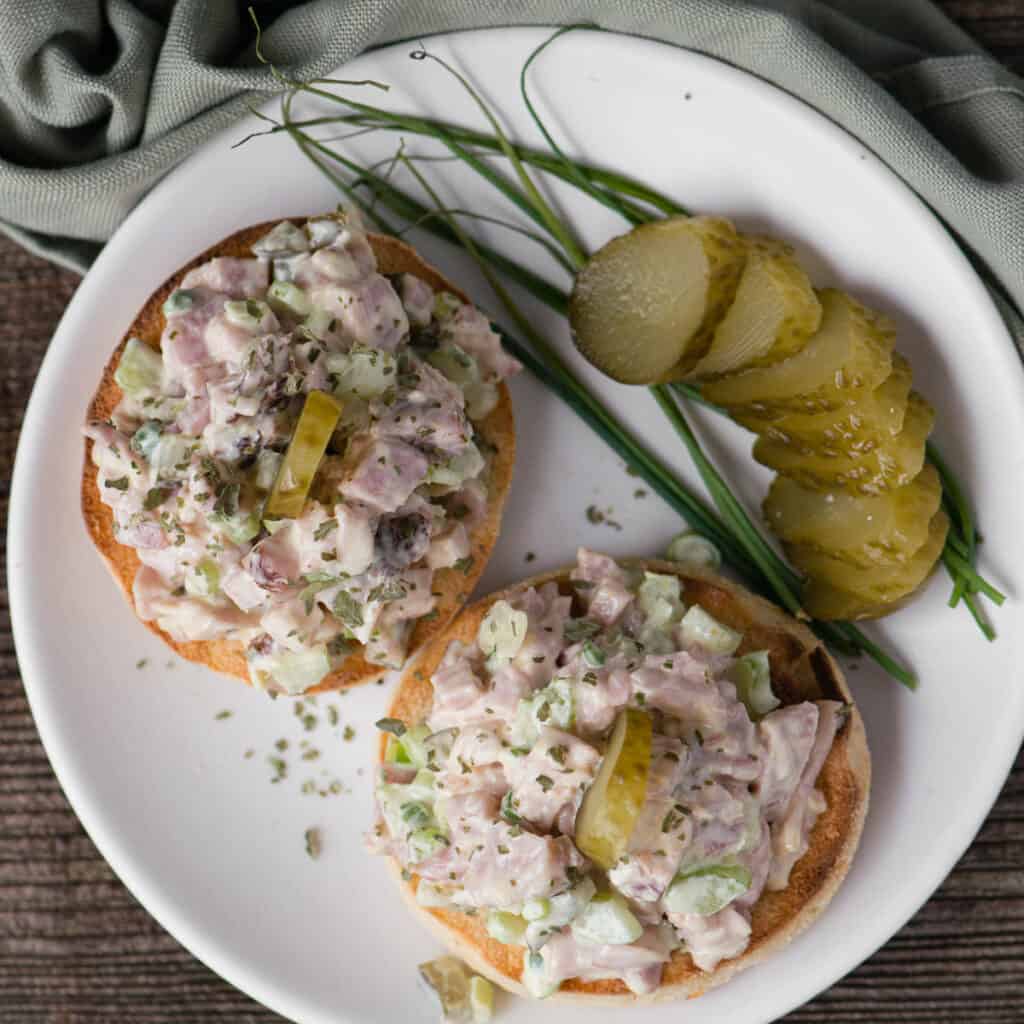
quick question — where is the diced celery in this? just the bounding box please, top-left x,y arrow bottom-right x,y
511,678 -> 573,747
397,723 -> 432,769
216,510 -> 261,545
384,735 -> 409,763
570,891 -> 643,945
427,342 -> 478,387
115,338 -> 164,396
477,600 -> 528,662
400,801 -> 432,829
266,281 -> 312,318
408,826 -> 449,863
378,774 -> 438,838
302,308 -> 336,341
485,910 -> 527,946
252,220 -> 308,256
468,975 -> 494,1023
425,342 -> 498,421
254,450 -> 283,491
552,878 -> 597,925
731,651 -> 780,718
150,434 -> 196,479
521,953 -> 557,999
525,877 -> 597,947
427,443 -> 485,489
679,605 -> 742,655
130,420 -> 163,460
184,558 -> 220,600
327,346 -> 396,400
665,531 -> 722,571
255,644 -> 331,695
464,381 -> 499,421
162,289 -> 196,316
521,898 -> 550,922
224,298 -> 271,332
305,218 -> 340,247
637,572 -> 685,642
663,864 -> 752,916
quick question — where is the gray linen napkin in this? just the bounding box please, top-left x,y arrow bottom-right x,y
2,0 -> 1022,343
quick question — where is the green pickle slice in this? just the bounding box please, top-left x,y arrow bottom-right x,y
792,508 -> 950,620
265,390 -> 343,518
569,216 -> 746,384
753,392 -> 934,495
702,289 -> 895,413
575,708 -> 653,870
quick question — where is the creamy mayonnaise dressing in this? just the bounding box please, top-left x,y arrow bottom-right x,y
369,549 -> 845,996
85,210 -> 519,693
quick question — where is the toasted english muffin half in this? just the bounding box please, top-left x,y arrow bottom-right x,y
82,219 -> 515,692
381,560 -> 870,1002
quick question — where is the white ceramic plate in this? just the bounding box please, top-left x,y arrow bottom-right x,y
10,27 -> 1024,1024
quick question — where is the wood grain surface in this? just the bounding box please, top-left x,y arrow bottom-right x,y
1,4 -> 1022,1020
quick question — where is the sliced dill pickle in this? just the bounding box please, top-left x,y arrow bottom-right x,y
764,463 -> 942,567
702,290 -> 895,413
569,216 -> 746,384
735,354 -> 913,453
753,392 -> 934,495
793,509 -> 950,619
265,390 -> 343,518
689,238 -> 821,379
575,708 -> 653,870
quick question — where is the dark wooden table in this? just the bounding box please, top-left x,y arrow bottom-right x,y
2,5 -> 1022,1022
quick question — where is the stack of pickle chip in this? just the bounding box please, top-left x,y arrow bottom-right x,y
569,216 -> 947,621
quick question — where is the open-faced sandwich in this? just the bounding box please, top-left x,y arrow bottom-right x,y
82,209 -> 518,694
369,549 -> 869,1002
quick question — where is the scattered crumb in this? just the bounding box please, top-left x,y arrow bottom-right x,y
214,709 -> 232,721
634,489 -> 647,499
327,706 -> 339,727
343,725 -> 356,742
304,827 -> 322,860
243,749 -> 255,760
275,738 -> 289,752
525,551 -> 536,563
165,661 -> 176,670
268,757 -> 288,783
136,658 -> 149,670
301,749 -> 321,762
302,713 -> 318,732
585,504 -> 622,530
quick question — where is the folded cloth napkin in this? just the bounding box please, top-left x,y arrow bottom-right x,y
1,0 -> 1022,342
